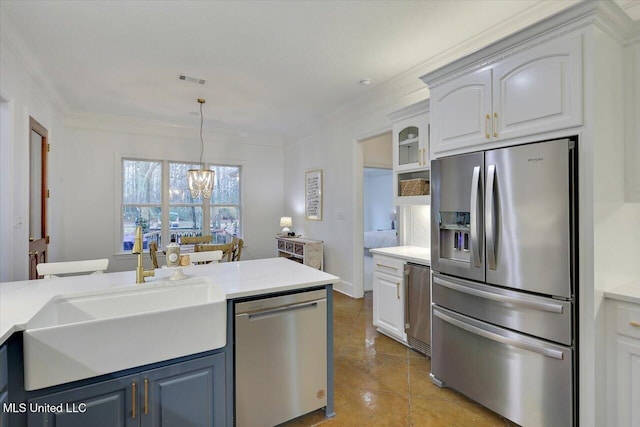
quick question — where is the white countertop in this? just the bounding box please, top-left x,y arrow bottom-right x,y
604,283 -> 640,305
369,246 -> 430,265
0,257 -> 339,345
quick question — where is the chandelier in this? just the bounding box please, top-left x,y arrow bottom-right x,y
187,98 -> 214,199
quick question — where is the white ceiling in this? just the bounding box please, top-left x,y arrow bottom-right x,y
1,1 -> 638,139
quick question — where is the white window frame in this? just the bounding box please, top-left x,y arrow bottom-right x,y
115,156 -> 242,255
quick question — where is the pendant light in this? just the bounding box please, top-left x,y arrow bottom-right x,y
188,98 -> 214,199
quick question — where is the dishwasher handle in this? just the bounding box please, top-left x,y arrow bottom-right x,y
241,300 -> 323,321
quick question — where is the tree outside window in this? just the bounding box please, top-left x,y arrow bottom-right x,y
121,159 -> 241,251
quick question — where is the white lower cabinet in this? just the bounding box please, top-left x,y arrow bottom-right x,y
608,299 -> 640,427
372,255 -> 406,343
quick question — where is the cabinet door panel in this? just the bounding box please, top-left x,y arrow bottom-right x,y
142,353 -> 225,427
373,272 -> 406,342
430,69 -> 492,156
27,374 -> 138,427
493,33 -> 582,140
617,339 -> 640,427
0,390 -> 8,427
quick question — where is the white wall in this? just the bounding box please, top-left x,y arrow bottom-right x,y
398,205 -> 430,248
283,76 -> 429,296
59,117 -> 284,272
0,20 -> 67,282
363,169 -> 393,232
1,13 -> 284,279
363,132 -> 392,169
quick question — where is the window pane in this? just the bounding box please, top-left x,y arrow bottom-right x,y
210,206 -> 240,242
122,206 -> 161,251
170,162 -> 201,204
211,166 -> 240,204
123,160 -> 162,204
167,206 -> 202,231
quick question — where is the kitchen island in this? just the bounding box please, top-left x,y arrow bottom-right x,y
0,257 -> 339,427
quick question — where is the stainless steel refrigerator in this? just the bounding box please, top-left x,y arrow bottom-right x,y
430,138 -> 577,427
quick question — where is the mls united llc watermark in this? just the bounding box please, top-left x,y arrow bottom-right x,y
3,402 -> 87,414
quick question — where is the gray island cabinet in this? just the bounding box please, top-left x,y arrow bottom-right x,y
0,258 -> 337,427
26,353 -> 225,427
1,345 -> 8,427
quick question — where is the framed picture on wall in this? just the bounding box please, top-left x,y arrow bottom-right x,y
305,169 -> 323,221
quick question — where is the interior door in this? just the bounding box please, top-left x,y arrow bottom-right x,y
29,117 -> 48,279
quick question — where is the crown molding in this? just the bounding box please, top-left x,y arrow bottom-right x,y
387,99 -> 430,122
420,0 -> 636,87
64,110 -> 285,148
310,0 -> 578,138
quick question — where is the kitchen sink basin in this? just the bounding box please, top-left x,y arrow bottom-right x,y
23,276 -> 227,390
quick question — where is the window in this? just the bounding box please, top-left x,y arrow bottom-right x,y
121,159 -> 241,252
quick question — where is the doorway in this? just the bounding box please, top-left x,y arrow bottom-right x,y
360,131 -> 395,292
29,117 -> 48,279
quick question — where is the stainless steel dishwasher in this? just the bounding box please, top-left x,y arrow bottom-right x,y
235,288 -> 327,427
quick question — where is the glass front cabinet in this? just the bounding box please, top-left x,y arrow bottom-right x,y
388,100 -> 430,205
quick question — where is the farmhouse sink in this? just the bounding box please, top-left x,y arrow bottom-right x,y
23,276 -> 226,390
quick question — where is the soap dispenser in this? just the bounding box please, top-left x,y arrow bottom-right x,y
166,237 -> 180,267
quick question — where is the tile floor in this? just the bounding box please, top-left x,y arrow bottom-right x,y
282,291 -> 518,427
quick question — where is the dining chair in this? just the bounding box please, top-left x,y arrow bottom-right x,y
148,242 -> 159,269
230,237 -> 244,261
196,243 -> 234,262
188,250 -> 223,264
36,259 -> 109,279
180,235 -> 213,245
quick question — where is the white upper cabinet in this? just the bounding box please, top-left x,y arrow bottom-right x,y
430,69 -> 491,152
388,100 -> 431,205
390,101 -> 430,173
427,32 -> 583,157
492,33 -> 583,141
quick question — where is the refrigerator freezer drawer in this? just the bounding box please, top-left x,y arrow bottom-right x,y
432,306 -> 573,427
432,273 -> 572,345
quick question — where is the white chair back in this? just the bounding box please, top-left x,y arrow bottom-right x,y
188,251 -> 223,264
37,259 -> 109,279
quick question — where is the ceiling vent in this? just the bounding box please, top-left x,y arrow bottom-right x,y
179,74 -> 206,85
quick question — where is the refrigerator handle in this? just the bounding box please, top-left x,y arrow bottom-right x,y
433,308 -> 564,360
486,164 -> 497,270
470,166 -> 482,267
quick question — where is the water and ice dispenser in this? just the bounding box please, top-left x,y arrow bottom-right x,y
438,211 -> 471,264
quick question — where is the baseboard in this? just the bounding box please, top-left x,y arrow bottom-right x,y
333,280 -> 354,297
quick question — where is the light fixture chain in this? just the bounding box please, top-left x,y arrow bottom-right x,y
199,101 -> 205,168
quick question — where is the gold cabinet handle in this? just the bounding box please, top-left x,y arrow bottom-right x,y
144,378 -> 149,414
418,148 -> 422,166
396,281 -> 400,299
485,114 -> 491,139
376,263 -> 398,272
132,382 -> 137,418
493,112 -> 498,138
630,321 -> 640,328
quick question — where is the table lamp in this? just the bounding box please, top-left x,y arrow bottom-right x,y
280,217 -> 292,234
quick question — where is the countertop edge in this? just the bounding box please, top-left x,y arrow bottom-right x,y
369,246 -> 431,265
0,258 -> 340,346
604,283 -> 640,305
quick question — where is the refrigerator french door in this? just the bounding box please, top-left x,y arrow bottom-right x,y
430,138 -> 577,427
